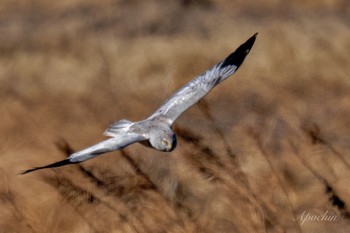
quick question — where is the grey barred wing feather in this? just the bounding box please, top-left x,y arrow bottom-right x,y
148,33 -> 257,124
67,132 -> 147,163
20,33 -> 257,175
20,132 -> 147,174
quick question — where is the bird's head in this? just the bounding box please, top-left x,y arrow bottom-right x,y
149,127 -> 177,152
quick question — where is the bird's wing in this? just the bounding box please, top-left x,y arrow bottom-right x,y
148,33 -> 257,124
20,132 -> 147,174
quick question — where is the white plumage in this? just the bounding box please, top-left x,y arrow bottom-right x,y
21,33 -> 257,174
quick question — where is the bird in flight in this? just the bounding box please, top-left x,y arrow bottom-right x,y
21,33 -> 257,174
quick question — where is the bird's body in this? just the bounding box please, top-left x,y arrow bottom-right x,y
21,33 -> 257,174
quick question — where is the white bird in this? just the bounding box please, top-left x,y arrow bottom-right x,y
21,33 -> 257,174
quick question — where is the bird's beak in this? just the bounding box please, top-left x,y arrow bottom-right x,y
167,144 -> 173,152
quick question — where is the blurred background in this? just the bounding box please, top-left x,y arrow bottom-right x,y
1,0 -> 350,232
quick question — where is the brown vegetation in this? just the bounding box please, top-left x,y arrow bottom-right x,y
1,0 -> 350,232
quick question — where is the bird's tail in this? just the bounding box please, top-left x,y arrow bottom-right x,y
104,119 -> 134,137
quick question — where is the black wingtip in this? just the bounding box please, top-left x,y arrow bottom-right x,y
221,32 -> 258,69
19,159 -> 75,175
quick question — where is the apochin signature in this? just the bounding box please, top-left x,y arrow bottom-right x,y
293,210 -> 345,225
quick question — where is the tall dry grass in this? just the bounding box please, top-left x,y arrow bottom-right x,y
1,0 -> 350,232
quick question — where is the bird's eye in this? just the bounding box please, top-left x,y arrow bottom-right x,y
162,139 -> 169,146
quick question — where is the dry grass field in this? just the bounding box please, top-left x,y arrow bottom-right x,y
1,0 -> 350,232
